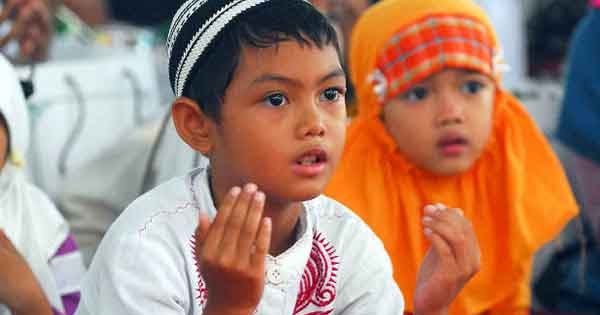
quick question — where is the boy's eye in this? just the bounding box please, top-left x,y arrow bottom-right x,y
402,86 -> 428,102
264,93 -> 288,107
461,81 -> 485,94
320,88 -> 345,102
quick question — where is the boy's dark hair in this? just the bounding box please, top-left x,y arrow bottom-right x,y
182,1 -> 341,122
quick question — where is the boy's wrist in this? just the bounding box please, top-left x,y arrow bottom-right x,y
203,302 -> 256,315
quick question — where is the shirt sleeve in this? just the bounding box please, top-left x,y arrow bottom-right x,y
334,215 -> 405,314
49,235 -> 85,315
76,226 -> 192,315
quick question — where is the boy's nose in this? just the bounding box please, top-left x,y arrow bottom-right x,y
297,105 -> 326,138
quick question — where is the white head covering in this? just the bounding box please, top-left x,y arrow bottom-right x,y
0,54 -> 68,315
0,54 -> 30,166
167,0 -> 312,97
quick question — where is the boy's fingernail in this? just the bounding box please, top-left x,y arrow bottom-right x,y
230,186 -> 241,196
255,192 -> 265,202
422,216 -> 433,224
424,228 -> 433,236
245,183 -> 258,193
435,203 -> 446,211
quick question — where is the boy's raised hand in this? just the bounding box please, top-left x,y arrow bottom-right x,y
413,204 -> 481,315
0,230 -> 52,315
193,184 -> 272,315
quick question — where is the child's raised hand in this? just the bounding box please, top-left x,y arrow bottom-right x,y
193,184 -> 271,315
413,204 -> 481,315
0,230 -> 52,315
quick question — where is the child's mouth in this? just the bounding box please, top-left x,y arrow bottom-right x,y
292,148 -> 328,176
437,134 -> 469,157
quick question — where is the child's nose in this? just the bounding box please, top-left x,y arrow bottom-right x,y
436,97 -> 465,126
297,104 -> 326,138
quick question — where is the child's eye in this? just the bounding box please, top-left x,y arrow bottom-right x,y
402,86 -> 428,102
461,81 -> 485,94
319,87 -> 345,102
264,93 -> 288,107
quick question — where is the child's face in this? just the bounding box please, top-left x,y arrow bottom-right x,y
382,69 -> 495,176
0,121 -> 7,169
209,41 -> 347,202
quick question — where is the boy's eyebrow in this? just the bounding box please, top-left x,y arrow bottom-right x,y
249,68 -> 346,88
318,68 -> 346,84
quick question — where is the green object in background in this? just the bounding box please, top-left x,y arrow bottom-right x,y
53,6 -> 98,44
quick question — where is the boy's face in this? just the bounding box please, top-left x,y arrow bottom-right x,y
382,69 -> 495,176
209,41 -> 347,203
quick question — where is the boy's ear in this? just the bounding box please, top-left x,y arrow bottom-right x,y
172,97 -> 214,155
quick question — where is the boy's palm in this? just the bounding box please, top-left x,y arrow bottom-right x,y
193,185 -> 271,315
413,205 -> 481,315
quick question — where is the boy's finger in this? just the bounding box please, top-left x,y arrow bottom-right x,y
251,217 -> 272,270
194,211 -> 211,243
220,184 -> 257,259
202,186 -> 241,254
237,191 -> 265,264
193,211 -> 211,251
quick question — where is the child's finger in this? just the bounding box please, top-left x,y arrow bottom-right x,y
251,217 -> 272,270
194,211 -> 211,243
193,211 -> 211,254
423,209 -> 471,264
424,203 -> 449,216
423,204 -> 438,216
424,228 -> 453,259
202,186 -> 241,255
237,191 -> 265,265
220,184 -> 257,260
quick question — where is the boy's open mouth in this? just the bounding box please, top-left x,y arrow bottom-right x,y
295,149 -> 328,165
291,148 -> 329,177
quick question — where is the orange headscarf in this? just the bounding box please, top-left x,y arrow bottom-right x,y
325,0 -> 578,314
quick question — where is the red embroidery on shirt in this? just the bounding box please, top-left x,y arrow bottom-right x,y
294,232 -> 339,315
191,234 -> 208,307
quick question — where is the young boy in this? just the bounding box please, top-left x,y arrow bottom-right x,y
0,55 -> 84,315
76,1 -> 480,314
326,0 -> 578,314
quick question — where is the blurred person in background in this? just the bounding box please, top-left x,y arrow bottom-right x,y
62,0 -> 183,26
534,2 -> 600,314
0,53 -> 84,315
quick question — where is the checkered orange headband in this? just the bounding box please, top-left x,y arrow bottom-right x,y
369,14 -> 501,102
